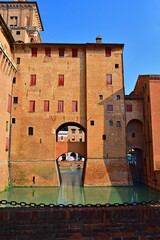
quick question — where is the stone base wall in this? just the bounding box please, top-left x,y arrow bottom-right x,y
0,204 -> 160,239
84,158 -> 131,186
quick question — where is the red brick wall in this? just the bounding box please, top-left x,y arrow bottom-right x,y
0,204 -> 160,239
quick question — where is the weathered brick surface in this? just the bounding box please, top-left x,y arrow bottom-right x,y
0,205 -> 160,239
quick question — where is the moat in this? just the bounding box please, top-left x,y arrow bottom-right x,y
0,168 -> 160,206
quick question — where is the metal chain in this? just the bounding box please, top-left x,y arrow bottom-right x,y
0,199 -> 160,208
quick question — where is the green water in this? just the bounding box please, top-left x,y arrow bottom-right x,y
0,168 -> 160,206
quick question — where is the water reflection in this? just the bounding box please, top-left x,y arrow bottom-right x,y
0,169 -> 160,206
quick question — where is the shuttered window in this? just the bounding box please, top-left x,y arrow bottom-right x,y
7,94 -> 11,113
44,100 -> 50,112
29,101 -> 35,112
59,48 -> 64,57
45,48 -> 51,57
105,47 -> 111,57
106,74 -> 112,85
58,100 -> 64,112
107,105 -> 113,112
72,49 -> 78,57
58,74 -> 64,86
31,48 -> 37,57
72,101 -> 78,112
30,74 -> 36,86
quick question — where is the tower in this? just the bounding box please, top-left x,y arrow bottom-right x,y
0,0 -> 43,43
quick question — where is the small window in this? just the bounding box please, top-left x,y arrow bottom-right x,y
79,137 -> 82,142
5,137 -> 9,151
13,77 -> 16,84
60,136 -> 64,141
99,95 -> 103,100
72,101 -> 78,112
30,74 -> 36,86
90,120 -> 94,126
132,133 -> 136,138
72,49 -> 78,57
12,118 -> 16,124
116,95 -> 120,100
115,64 -> 119,68
16,31 -> 20,35
116,121 -> 121,127
58,74 -> 64,86
31,48 -> 37,57
126,104 -> 132,112
28,127 -> 33,136
59,48 -> 64,57
7,94 -> 11,113
105,47 -> 111,57
29,100 -> 35,112
109,120 -> 113,126
79,129 -> 83,134
13,97 -> 18,104
6,121 -> 8,132
44,100 -> 50,112
17,58 -> 20,64
58,100 -> 64,112
107,105 -> 113,112
106,74 -> 112,85
45,48 -> 51,57
71,129 -> 76,134
102,134 -> 106,140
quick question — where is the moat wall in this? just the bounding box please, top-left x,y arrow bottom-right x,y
0,204 -> 160,239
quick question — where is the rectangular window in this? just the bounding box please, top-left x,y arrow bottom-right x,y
58,100 -> 64,112
30,74 -> 36,86
13,77 -> 16,84
102,134 -> 106,140
44,100 -> 50,112
79,129 -> 83,134
29,100 -> 35,112
105,47 -> 111,57
116,95 -> 120,100
90,120 -> 94,126
45,48 -> 51,57
12,118 -> 16,124
28,127 -> 33,135
71,129 -> 76,134
6,121 -> 8,132
5,137 -> 9,151
116,121 -> 121,127
16,31 -> 20,35
107,105 -> 113,112
58,74 -> 64,86
31,48 -> 37,57
17,58 -> 20,64
126,104 -> 132,112
109,120 -> 113,126
13,97 -> 18,104
115,64 -> 119,68
99,95 -> 103,100
7,94 -> 11,113
106,74 -> 112,85
72,48 -> 78,57
72,101 -> 78,112
59,48 -> 64,57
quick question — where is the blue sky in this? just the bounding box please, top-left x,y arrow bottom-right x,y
10,0 -> 160,93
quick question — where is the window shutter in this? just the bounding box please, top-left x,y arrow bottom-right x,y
58,75 -> 64,86
72,101 -> 78,112
72,49 -> 78,57
30,75 -> 36,86
7,94 -> 11,113
44,100 -> 49,112
106,74 -> 112,85
107,105 -> 113,112
105,47 -> 111,57
59,48 -> 64,57
29,101 -> 35,112
126,104 -> 132,112
5,137 -> 9,151
58,100 -> 64,112
32,48 -> 37,57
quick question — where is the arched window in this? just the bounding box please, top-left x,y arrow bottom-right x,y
28,127 -> 33,136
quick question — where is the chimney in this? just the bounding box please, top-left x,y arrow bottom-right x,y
96,35 -> 102,44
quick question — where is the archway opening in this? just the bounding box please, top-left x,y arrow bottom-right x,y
56,152 -> 85,186
127,148 -> 143,184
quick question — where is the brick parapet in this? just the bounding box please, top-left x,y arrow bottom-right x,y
0,204 -> 160,239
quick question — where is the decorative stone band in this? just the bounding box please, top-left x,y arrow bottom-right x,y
0,42 -> 17,71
